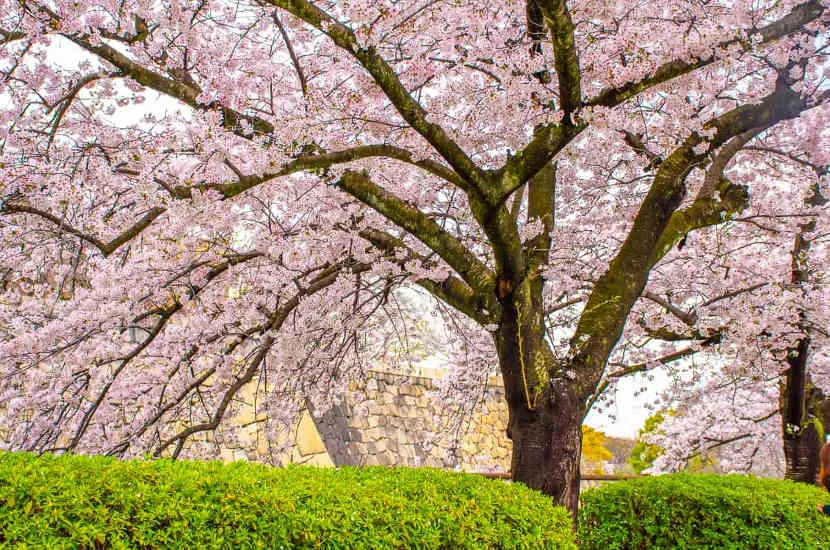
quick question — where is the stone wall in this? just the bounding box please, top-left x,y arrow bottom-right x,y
313,370 -> 511,472
220,368 -> 512,473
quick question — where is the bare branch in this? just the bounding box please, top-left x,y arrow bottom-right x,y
1,201 -> 165,257
642,291 -> 697,326
272,11 -> 308,96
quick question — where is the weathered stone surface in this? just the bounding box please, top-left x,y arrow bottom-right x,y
367,440 -> 388,454
295,410 -> 327,456
222,369 -> 511,473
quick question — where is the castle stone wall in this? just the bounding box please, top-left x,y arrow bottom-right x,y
313,370 -> 511,472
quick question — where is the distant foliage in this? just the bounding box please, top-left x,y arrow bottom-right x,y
581,425 -> 613,473
0,452 -> 576,549
627,411 -> 667,473
579,473 -> 830,550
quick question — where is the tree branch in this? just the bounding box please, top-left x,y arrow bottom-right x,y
495,122 -> 583,200
570,81 -> 819,395
1,201 -> 165,258
650,178 -> 750,265
63,250 -> 264,451
642,291 -> 697,326
45,71 -> 118,153
537,0 -> 581,119
701,283 -> 769,308
64,35 -> 275,136
263,0 -> 489,194
585,0 -> 825,108
151,256 -> 375,457
358,226 -> 498,323
524,161 -> 556,271
179,143 -> 466,199
699,127 -> 765,199
607,345 -> 700,380
272,11 -> 308,96
339,170 -> 496,296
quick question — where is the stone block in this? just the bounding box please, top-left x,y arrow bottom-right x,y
399,384 -> 424,397
367,440 -> 387,454
397,443 -> 414,459
460,440 -> 478,456
404,418 -> 425,432
295,411 -> 329,457
362,427 -> 385,441
376,450 -> 396,466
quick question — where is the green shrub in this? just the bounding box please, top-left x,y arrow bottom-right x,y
0,452 -> 575,549
578,473 -> 830,549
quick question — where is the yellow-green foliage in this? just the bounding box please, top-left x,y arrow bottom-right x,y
627,410 -> 667,474
579,473 -> 830,550
581,425 -> 613,474
0,452 -> 576,549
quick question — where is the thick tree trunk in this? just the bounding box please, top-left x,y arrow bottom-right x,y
780,338 -> 822,483
495,296 -> 585,517
782,219 -> 820,483
783,422 -> 820,483
508,383 -> 584,514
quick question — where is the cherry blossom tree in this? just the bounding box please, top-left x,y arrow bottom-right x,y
0,0 -> 829,516
637,172 -> 830,479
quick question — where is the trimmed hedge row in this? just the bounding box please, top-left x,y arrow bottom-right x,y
578,473 -> 830,549
0,452 -> 575,549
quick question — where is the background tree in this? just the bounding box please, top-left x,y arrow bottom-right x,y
580,425 -> 612,474
634,172 -> 828,478
0,0 -> 829,516
628,411 -> 667,475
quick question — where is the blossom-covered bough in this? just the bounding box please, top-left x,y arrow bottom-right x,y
0,0 -> 828,515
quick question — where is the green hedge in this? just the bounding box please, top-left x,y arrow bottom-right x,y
578,473 -> 830,549
0,452 -> 575,549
